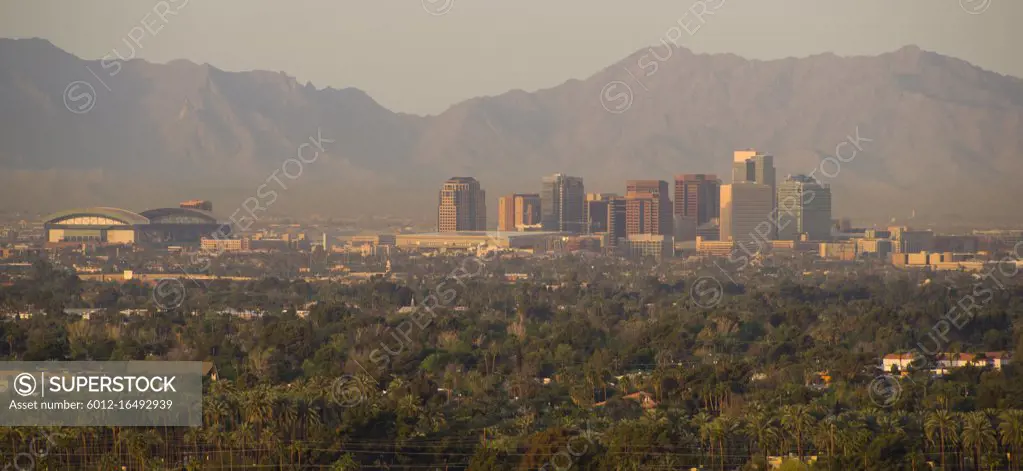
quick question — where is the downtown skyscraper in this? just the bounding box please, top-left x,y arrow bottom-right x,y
674,174 -> 720,225
541,173 -> 585,233
625,180 -> 672,236
732,150 -> 777,192
777,174 -> 832,241
720,182 -> 774,246
498,193 -> 541,231
729,150 -> 777,240
674,174 -> 720,240
438,177 -> 486,232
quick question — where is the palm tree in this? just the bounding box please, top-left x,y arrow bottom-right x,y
694,412 -> 715,469
745,409 -> 780,463
837,415 -> 869,469
1000,410 -> 1023,471
713,416 -> 739,471
231,422 -> 256,466
926,409 -> 960,471
962,411 -> 997,471
650,368 -> 667,403
781,404 -> 815,462
815,415 -> 840,459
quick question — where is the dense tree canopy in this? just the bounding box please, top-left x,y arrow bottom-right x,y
2,255 -> 1022,470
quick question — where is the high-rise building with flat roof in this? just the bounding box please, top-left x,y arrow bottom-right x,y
625,180 -> 672,236
674,174 -> 720,225
498,194 -> 541,231
606,196 -> 627,247
731,150 -> 777,239
674,174 -> 720,241
585,193 -> 617,234
720,182 -> 774,247
514,194 -> 542,230
498,195 -> 516,232
438,177 -> 486,232
776,174 -> 832,241
732,150 -> 776,188
541,174 -> 585,233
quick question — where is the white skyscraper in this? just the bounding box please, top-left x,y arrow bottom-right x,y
720,182 -> 774,247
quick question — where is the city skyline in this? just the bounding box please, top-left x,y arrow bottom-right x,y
2,3 -> 1019,469
2,37 -> 1020,227
440,148 -> 838,245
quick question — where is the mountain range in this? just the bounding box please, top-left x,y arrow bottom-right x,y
1,38 -> 1021,227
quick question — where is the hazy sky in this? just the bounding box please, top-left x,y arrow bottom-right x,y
0,0 -> 1018,115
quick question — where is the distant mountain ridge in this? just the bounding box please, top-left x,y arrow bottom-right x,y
1,38 -> 1021,226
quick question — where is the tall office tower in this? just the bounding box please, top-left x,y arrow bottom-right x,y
438,177 -> 486,232
585,193 -> 616,233
720,182 -> 774,247
513,194 -> 542,230
674,174 -> 720,240
674,174 -> 720,224
731,150 -> 777,239
497,195 -> 516,231
776,174 -> 832,241
625,180 -> 672,236
731,150 -> 775,186
606,196 -> 627,247
541,174 -> 585,233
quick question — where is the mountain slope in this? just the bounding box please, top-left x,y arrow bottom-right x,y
1,38 -> 1021,225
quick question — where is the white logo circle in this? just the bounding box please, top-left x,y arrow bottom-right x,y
868,374 -> 903,407
422,0 -> 455,16
600,81 -> 634,114
331,375 -> 366,408
63,81 -> 97,114
14,373 -> 37,397
690,276 -> 724,309
153,278 -> 186,310
960,0 -> 992,14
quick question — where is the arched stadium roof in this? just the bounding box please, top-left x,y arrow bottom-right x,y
140,207 -> 219,225
43,207 -> 150,226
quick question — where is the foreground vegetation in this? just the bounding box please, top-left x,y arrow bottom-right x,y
2,256 -> 1023,470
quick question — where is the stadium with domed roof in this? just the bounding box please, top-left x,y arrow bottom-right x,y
43,201 -> 226,245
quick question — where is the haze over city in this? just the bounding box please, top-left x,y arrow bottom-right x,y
1,2 -> 1022,470
0,0 -> 1021,228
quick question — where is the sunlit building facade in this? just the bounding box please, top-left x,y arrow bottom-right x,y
438,177 -> 487,232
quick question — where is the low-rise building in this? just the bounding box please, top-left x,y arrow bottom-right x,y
622,234 -> 673,259
351,233 -> 397,246
695,237 -> 735,256
883,352 -> 1011,375
201,237 -> 251,252
856,238 -> 893,258
396,231 -> 561,252
892,251 -> 991,272
890,226 -> 935,253
882,353 -> 917,373
819,241 -> 857,261
936,352 -> 1011,371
